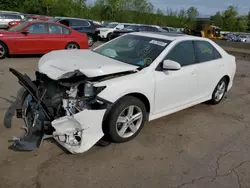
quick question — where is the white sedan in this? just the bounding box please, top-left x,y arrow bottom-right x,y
10,32 -> 236,154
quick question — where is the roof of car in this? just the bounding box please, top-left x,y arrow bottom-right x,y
130,31 -> 206,41
24,21 -> 71,27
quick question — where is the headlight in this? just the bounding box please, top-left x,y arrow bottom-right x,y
84,82 -> 106,98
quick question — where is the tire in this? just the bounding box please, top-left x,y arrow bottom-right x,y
104,96 -> 147,143
87,35 -> 94,47
65,42 -> 79,50
209,77 -> 228,105
106,33 -> 112,41
0,42 -> 8,59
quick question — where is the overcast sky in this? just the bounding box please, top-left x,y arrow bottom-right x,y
86,0 -> 249,15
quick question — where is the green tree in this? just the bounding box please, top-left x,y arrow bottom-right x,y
222,5 -> 238,31
211,11 -> 223,28
186,6 -> 199,28
247,11 -> 250,32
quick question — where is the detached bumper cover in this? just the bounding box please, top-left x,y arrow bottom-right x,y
52,109 -> 106,154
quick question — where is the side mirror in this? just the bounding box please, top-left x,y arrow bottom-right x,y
162,60 -> 181,71
21,29 -> 29,34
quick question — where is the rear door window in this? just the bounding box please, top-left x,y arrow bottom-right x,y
70,19 -> 90,27
48,24 -> 70,34
194,41 -> 222,63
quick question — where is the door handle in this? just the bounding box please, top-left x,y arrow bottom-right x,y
40,36 -> 44,39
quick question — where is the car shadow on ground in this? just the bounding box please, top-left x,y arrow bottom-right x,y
7,54 -> 43,59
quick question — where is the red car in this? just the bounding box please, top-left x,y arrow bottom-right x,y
8,15 -> 51,28
0,21 -> 89,59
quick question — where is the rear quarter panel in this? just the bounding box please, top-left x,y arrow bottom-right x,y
72,31 -> 88,49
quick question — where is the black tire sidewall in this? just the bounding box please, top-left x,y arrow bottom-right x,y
210,77 -> 228,105
0,42 -> 8,59
104,96 -> 147,143
107,33 -> 112,41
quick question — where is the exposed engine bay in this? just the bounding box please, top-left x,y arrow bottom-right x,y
9,68 -> 135,154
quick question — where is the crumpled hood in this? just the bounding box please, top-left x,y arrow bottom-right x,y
38,50 -> 138,80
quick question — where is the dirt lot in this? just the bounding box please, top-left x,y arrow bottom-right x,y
0,47 -> 250,188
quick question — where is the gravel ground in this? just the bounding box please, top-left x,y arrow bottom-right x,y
0,43 -> 250,188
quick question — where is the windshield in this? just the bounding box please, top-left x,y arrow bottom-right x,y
93,34 -> 171,66
106,23 -> 118,28
8,22 -> 29,31
239,35 -> 246,38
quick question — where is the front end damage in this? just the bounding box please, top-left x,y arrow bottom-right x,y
9,68 -> 115,154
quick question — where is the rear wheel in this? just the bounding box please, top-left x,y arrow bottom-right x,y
87,35 -> 94,47
0,42 -> 8,59
209,77 -> 228,105
65,42 -> 79,50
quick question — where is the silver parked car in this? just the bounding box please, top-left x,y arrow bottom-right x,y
238,35 -> 250,43
0,12 -> 24,29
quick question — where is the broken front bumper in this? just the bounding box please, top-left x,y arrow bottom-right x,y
52,109 -> 106,154
9,68 -> 109,154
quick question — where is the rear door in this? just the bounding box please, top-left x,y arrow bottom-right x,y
69,19 -> 92,34
194,40 -> 224,98
46,23 -> 72,51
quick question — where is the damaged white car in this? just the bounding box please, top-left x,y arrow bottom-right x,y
9,32 -> 236,154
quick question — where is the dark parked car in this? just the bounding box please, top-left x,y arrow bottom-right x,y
53,17 -> 99,47
110,24 -> 163,40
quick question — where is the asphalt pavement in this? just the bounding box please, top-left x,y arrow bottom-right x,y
0,43 -> 250,188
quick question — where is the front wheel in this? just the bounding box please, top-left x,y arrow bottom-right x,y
106,33 -> 112,41
104,96 -> 147,143
209,77 -> 228,105
0,42 -> 8,59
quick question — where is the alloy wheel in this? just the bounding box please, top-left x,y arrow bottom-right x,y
116,105 -> 143,138
214,80 -> 226,102
66,44 -> 78,50
88,36 -> 94,47
0,44 -> 5,58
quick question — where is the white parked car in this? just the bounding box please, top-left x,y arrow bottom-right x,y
238,35 -> 250,43
10,32 -> 236,154
98,22 -> 132,40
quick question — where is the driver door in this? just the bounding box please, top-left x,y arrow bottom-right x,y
153,40 -> 199,114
